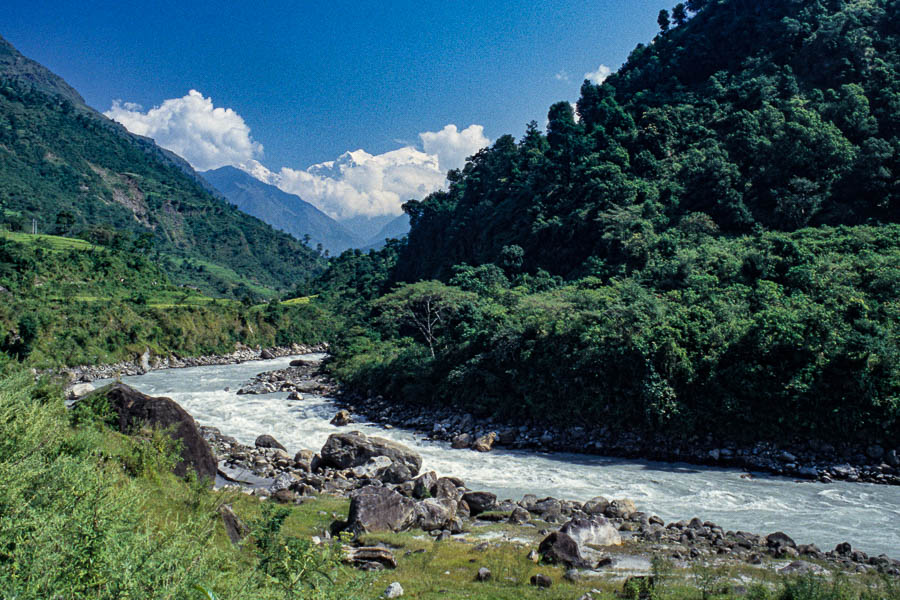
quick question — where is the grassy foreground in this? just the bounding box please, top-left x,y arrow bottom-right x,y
2,365 -> 899,599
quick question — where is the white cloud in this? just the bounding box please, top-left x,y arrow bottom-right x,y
555,70 -> 570,82
584,64 -> 612,85
241,124 -> 489,220
105,90 -> 262,172
419,124 -> 489,173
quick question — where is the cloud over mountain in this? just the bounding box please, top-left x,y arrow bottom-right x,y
105,90 -> 262,172
108,91 -> 489,219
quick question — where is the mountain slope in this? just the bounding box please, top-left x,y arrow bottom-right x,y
202,166 -> 360,254
0,34 -> 323,296
363,213 -> 410,249
394,0 -> 900,282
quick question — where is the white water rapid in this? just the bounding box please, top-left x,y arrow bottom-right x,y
100,355 -> 900,558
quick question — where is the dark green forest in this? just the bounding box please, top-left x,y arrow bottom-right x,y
317,0 -> 900,447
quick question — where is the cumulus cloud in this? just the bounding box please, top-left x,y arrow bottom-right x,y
246,124 -> 488,220
419,124 -> 489,173
584,64 -> 612,85
105,90 -> 262,171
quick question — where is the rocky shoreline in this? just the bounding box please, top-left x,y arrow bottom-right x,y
73,355 -> 899,583
335,391 -> 900,488
54,342 -> 329,383
201,424 -> 900,579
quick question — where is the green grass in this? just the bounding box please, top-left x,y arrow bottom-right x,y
1,230 -> 95,251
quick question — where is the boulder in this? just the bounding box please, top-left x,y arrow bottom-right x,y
415,498 -> 458,531
343,546 -> 397,570
508,506 -> 531,524
606,498 -> 637,519
320,432 -> 422,480
530,573 -> 552,588
218,504 -> 248,546
351,455 -> 393,479
432,477 -> 463,502
539,531 -> 590,568
472,432 -> 497,452
766,531 -> 797,550
383,582 -> 404,598
462,491 -> 497,516
476,567 -> 491,581
346,486 -> 417,534
90,383 -> 215,482
255,434 -> 286,451
331,409 -> 352,426
451,433 -> 471,449
412,471 -> 438,499
68,382 -> 95,400
583,496 -> 610,516
260,348 -> 276,360
559,517 -> 622,548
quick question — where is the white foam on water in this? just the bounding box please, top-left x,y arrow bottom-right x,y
101,357 -> 900,558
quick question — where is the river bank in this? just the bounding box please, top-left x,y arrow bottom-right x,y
334,389 -> 900,488
55,342 -> 329,383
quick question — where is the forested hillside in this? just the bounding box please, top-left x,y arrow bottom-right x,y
0,35 -> 324,297
397,0 -> 899,281
320,0 -> 900,448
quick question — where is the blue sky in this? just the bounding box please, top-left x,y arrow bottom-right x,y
3,0 -> 670,219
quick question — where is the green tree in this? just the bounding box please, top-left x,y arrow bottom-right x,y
658,9 -> 671,32
672,3 -> 688,26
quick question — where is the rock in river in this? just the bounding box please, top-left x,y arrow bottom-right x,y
320,431 -> 422,481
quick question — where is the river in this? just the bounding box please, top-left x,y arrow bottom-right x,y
100,355 -> 900,558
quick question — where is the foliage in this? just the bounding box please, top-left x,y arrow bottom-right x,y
0,368 -> 367,599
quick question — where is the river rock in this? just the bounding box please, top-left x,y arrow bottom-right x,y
559,517 -> 622,548
509,506 -> 531,524
462,491 -> 497,516
383,582 -> 404,598
68,382 -> 96,399
331,409 -> 352,426
539,531 -> 592,568
606,498 -> 637,519
451,433 -> 471,449
346,486 -> 417,534
90,383 -> 216,482
320,432 -> 422,481
432,477 -> 463,502
412,471 -> 438,499
255,434 -> 287,451
472,432 -> 497,452
415,497 -> 458,531
583,496 -> 610,516
343,546 -> 397,570
351,455 -> 393,479
530,573 -> 552,588
766,531 -> 797,551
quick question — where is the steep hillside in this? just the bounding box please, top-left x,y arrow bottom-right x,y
395,0 -> 899,282
0,34 -> 323,296
363,213 -> 410,249
320,0 -> 900,449
203,166 -> 360,254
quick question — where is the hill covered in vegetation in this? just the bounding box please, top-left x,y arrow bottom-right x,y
0,35 -> 325,298
319,0 -> 900,449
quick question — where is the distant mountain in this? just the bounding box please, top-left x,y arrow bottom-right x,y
362,213 -> 410,249
202,166 -> 360,254
0,34 -> 324,296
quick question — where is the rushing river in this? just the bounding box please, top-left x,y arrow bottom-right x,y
101,355 -> 900,558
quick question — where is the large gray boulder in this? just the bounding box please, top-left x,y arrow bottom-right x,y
559,517 -> 622,548
462,491 -> 497,516
89,383 -> 216,482
415,497 -> 458,531
346,486 -> 417,534
320,432 -> 422,482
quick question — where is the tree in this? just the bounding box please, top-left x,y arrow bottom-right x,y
374,281 -> 476,358
672,3 -> 688,26
54,211 -> 74,235
685,0 -> 706,13
658,9 -> 671,32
